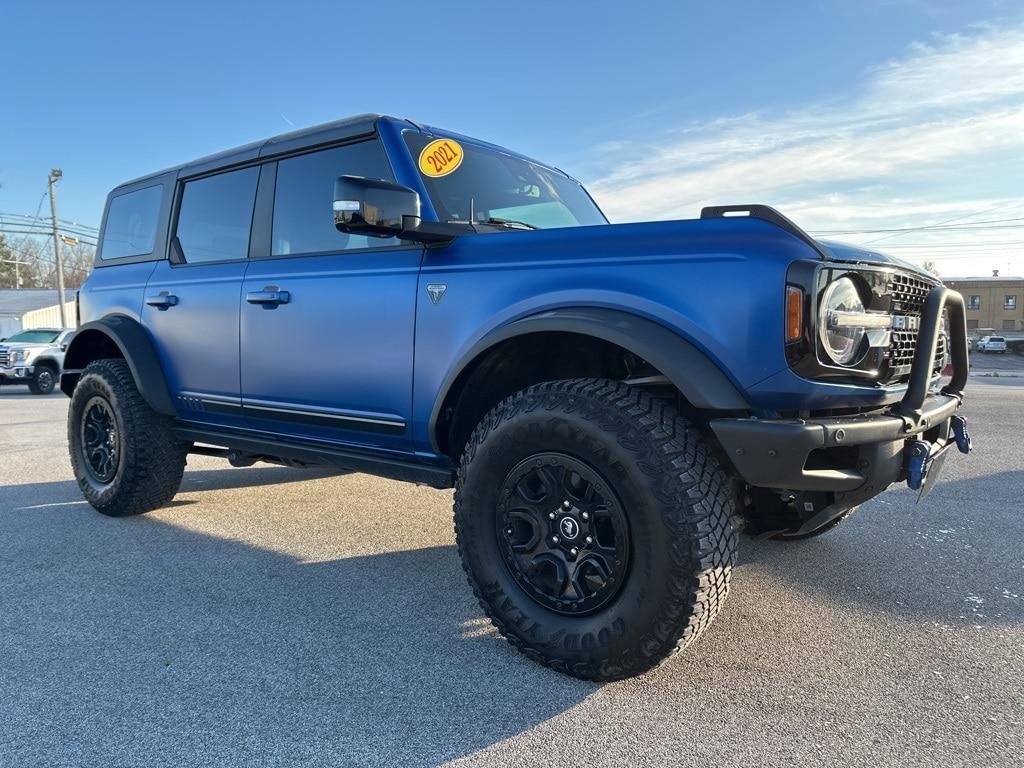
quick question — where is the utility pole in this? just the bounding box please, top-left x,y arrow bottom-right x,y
1,258 -> 31,288
47,168 -> 68,327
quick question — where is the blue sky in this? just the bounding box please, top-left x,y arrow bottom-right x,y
1,0 -> 1022,276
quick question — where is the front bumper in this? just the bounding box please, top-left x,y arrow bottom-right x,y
0,365 -> 33,383
711,285 -> 970,496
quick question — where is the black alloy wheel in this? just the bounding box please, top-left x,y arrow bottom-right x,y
497,453 -> 630,615
80,395 -> 120,483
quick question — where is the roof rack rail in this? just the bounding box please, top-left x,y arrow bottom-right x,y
700,204 -> 832,260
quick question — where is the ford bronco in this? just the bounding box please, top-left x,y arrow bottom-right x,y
0,327 -> 74,394
61,114 -> 970,680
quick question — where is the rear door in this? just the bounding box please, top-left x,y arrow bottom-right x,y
239,139 -> 421,453
143,166 -> 260,428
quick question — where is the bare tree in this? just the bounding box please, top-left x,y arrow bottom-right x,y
0,235 -> 16,288
35,241 -> 95,290
0,235 -> 94,290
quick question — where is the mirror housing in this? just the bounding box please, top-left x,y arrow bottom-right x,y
333,175 -> 476,244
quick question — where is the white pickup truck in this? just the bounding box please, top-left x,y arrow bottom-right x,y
0,328 -> 75,394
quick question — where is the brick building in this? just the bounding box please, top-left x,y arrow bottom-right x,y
944,274 -> 1024,333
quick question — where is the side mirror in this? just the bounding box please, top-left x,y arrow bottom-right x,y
334,176 -> 420,238
333,175 -> 476,244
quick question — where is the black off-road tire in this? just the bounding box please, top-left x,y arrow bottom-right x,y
68,358 -> 188,517
454,378 -> 738,681
28,364 -> 57,395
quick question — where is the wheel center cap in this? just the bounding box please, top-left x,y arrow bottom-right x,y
558,515 -> 580,540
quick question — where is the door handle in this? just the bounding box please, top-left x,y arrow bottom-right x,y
145,292 -> 178,309
246,288 -> 291,306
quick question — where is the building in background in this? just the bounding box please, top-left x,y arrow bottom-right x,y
944,274 -> 1024,334
0,289 -> 76,338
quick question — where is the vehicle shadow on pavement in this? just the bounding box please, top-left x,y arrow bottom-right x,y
0,476 -> 595,767
738,470 -> 1024,628
179,463 -> 347,493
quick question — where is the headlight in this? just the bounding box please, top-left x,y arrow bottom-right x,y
819,277 -> 866,365
13,350 -> 25,363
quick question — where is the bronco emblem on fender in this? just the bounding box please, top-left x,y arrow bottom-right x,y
426,284 -> 447,304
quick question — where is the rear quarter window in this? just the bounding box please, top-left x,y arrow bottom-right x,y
100,184 -> 163,260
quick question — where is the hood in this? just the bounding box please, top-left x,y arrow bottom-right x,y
818,239 -> 937,280
0,341 -> 54,353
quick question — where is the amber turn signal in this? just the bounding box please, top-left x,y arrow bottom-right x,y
786,285 -> 803,342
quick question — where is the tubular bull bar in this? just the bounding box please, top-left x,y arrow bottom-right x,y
711,286 -> 971,496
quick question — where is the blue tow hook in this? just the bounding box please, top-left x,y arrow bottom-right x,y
906,440 -> 932,491
951,415 -> 972,454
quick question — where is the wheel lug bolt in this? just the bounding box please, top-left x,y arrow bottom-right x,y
562,500 -> 571,509
548,512 -> 556,520
506,528 -> 513,535
552,535 -> 560,544
570,547 -> 578,556
581,512 -> 589,520
585,536 -> 593,544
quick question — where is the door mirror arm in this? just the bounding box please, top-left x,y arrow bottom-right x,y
398,215 -> 476,244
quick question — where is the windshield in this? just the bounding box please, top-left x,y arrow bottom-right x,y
4,330 -> 60,344
404,132 -> 606,230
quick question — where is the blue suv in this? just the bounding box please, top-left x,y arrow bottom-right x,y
62,114 -> 971,680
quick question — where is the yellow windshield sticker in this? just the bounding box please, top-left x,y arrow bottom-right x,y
418,139 -> 464,178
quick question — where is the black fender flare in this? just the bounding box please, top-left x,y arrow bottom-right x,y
429,307 -> 749,449
60,315 -> 176,416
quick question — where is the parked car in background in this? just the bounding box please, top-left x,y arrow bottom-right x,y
0,328 -> 74,394
976,335 -> 1007,353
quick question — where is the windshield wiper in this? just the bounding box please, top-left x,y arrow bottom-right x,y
479,217 -> 538,230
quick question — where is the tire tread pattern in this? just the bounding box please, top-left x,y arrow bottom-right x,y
68,358 -> 187,517
454,378 -> 738,681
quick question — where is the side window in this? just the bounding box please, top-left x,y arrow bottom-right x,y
271,140 -> 400,256
175,167 -> 259,264
100,185 -> 163,260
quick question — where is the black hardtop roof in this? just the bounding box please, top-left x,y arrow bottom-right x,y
113,113 -> 410,192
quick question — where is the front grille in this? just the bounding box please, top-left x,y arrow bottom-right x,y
888,272 -> 935,314
0,349 -> 8,367
883,272 -> 944,382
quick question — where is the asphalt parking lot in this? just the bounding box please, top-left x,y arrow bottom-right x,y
1,381 -> 1021,767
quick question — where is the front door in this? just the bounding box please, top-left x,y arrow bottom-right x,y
143,165 -> 260,429
240,140 -> 421,454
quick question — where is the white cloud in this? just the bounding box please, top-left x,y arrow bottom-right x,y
585,23 -> 1024,277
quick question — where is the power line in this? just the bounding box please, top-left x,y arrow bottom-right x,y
1,225 -> 101,240
859,204 -> 1012,245
0,228 -> 98,247
877,240 -> 1024,248
0,214 -> 98,234
810,219 -> 1024,236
